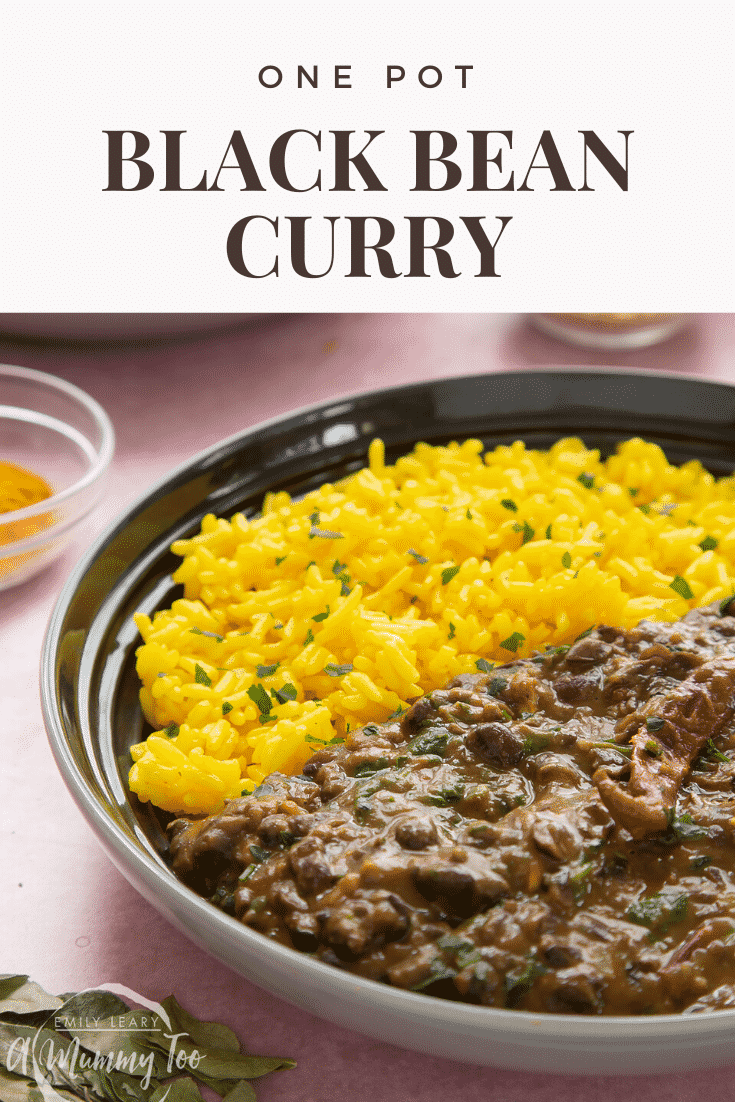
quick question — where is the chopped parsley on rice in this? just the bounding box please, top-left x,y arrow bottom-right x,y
129,436 -> 735,814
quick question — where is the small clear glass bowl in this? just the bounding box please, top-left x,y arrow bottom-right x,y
531,313 -> 687,350
0,364 -> 115,590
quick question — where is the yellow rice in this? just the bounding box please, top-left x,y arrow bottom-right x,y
129,436 -> 735,814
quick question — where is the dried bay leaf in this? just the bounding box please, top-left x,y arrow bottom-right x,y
221,1081 -> 257,1102
150,1077 -> 205,1102
159,996 -> 239,1053
0,980 -> 295,1101
0,1065 -> 74,1102
0,977 -> 62,1016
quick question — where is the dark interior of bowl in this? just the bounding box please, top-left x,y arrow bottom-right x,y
48,370 -> 735,873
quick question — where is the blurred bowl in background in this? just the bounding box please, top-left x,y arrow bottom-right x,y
0,364 -> 115,590
0,314 -> 269,343
531,313 -> 688,350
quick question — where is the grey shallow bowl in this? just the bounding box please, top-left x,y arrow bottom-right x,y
0,313 -> 269,342
41,368 -> 735,1074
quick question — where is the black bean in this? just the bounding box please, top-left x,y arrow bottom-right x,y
466,723 -> 524,768
554,674 -> 598,703
401,695 -> 435,733
395,816 -> 438,850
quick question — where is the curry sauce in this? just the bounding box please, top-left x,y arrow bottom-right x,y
168,601 -> 735,1014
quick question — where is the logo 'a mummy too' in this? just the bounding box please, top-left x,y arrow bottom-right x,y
6,983 -> 202,1101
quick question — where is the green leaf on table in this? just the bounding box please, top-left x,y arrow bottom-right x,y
222,1080 -> 258,1102
150,1078 -> 205,1102
0,1065 -> 81,1102
0,977 -> 62,1016
160,996 -> 240,1053
0,982 -> 295,1102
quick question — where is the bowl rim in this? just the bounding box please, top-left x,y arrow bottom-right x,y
0,362 -> 116,526
40,364 -> 735,1045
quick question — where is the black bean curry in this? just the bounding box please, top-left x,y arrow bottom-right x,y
168,601 -> 735,1015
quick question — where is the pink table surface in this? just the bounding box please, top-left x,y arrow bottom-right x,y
2,312 -> 735,1102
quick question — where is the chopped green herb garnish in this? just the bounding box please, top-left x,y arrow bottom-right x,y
257,662 -> 279,678
272,683 -> 298,705
705,737 -> 729,763
247,683 -> 272,715
312,606 -> 330,622
627,891 -> 688,935
690,855 -> 712,870
437,933 -> 472,952
163,722 -> 180,739
411,958 -> 459,991
275,555 -> 287,565
594,737 -> 632,757
250,844 -> 270,863
669,813 -> 709,841
354,757 -> 390,777
561,551 -> 572,568
646,716 -> 665,732
410,730 -> 449,757
354,793 -> 373,824
500,498 -> 518,512
422,782 -> 465,807
638,503 -> 651,514
189,627 -> 224,641
545,524 -> 552,539
476,658 -> 494,674
442,564 -> 460,585
448,622 -> 456,640
569,861 -> 593,901
194,663 -> 212,687
628,486 -> 639,497
309,527 -> 344,539
408,548 -> 429,564
719,595 -> 735,616
304,627 -> 314,645
670,575 -> 694,600
222,701 -> 233,716
522,732 -> 552,756
466,508 -> 473,520
699,535 -> 718,551
644,740 -> 662,757
520,521 -> 534,544
487,675 -> 507,696
575,625 -> 595,640
504,955 -> 546,1007
577,472 -> 594,489
387,705 -> 407,720
324,663 -> 353,677
500,631 -> 525,653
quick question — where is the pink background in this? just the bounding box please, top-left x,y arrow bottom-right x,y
2,312 -> 735,1101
